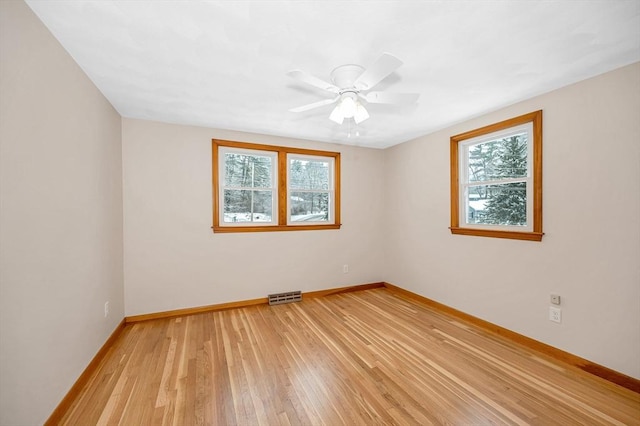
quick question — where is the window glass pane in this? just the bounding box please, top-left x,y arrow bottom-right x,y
289,158 -> 330,190
466,182 -> 526,226
224,153 -> 272,188
223,189 -> 273,223
468,133 -> 527,182
290,192 -> 329,222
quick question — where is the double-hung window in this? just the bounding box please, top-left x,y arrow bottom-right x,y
450,110 -> 543,241
213,139 -> 340,232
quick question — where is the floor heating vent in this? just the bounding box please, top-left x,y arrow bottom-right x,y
268,291 -> 302,306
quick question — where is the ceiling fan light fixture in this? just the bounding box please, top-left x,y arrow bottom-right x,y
354,103 -> 369,124
329,92 -> 369,125
329,105 -> 344,124
339,94 -> 357,118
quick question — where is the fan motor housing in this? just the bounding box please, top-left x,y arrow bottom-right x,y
330,64 -> 365,88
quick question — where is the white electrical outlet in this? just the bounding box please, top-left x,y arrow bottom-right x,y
549,306 -> 561,323
104,301 -> 109,318
343,264 -> 349,273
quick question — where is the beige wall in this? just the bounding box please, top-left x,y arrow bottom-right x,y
0,1 -> 124,425
384,62 -> 640,379
122,119 -> 386,316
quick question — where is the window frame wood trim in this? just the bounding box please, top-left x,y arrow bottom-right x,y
449,110 -> 543,241
212,139 -> 341,233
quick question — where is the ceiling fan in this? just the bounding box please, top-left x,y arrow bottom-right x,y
287,53 -> 419,125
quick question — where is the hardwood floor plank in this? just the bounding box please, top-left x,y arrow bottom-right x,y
57,288 -> 640,425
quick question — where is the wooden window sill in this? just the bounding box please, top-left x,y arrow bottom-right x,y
213,224 -> 342,233
449,227 -> 544,241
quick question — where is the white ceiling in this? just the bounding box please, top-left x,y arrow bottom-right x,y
26,1 -> 640,149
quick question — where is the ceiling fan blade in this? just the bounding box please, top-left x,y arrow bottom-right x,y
362,92 -> 419,104
353,53 -> 403,90
289,96 -> 339,113
286,69 -> 340,93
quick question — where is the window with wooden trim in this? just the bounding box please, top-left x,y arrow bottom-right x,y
450,110 -> 543,241
212,139 -> 341,233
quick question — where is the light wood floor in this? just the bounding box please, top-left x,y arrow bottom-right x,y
59,288 -> 640,425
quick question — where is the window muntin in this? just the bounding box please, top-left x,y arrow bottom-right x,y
450,111 -> 543,241
212,140 -> 341,233
288,155 -> 334,224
